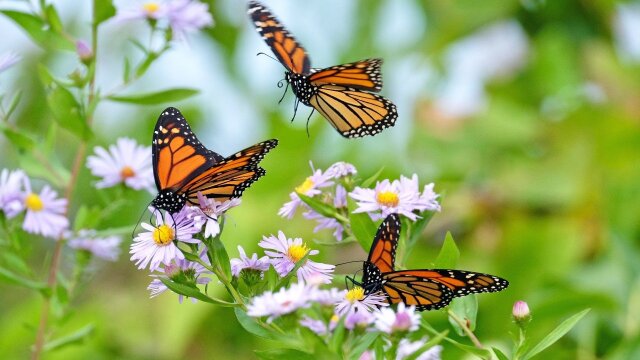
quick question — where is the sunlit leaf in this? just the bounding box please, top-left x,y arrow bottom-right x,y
94,0 -> 116,25
107,88 -> 199,105
159,278 -> 235,306
0,10 -> 73,50
359,167 -> 384,188
348,332 -> 378,360
348,198 -> 377,251
44,4 -> 63,33
447,296 -> 478,336
297,193 -> 340,219
210,236 -> 232,281
234,308 -> 275,339
255,349 -> 315,360
493,347 -> 510,360
433,232 -> 459,268
522,309 -> 591,360
43,324 -> 94,352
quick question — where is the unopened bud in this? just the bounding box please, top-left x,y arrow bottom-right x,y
512,300 -> 531,325
76,40 -> 93,64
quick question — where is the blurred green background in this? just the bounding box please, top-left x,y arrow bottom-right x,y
1,0 -> 639,358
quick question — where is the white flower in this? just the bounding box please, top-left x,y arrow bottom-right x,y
87,137 -> 154,191
166,0 -> 214,40
278,163 -> 333,219
259,231 -> 334,284
67,230 -> 122,261
325,161 -> 357,179
344,309 -> 375,330
192,192 -> 241,238
350,174 -> 440,221
335,286 -> 387,317
0,169 -> 26,218
230,245 -> 270,277
130,206 -> 201,271
247,282 -> 310,322
397,338 -> 442,360
309,287 -> 346,306
21,180 -> 68,239
374,303 -> 421,334
113,1 -> 169,22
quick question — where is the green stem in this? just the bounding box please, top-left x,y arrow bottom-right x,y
448,310 -> 484,349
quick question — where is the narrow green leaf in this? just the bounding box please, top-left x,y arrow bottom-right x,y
107,88 -> 199,105
433,232 -> 459,268
135,52 -> 159,77
0,10 -> 73,50
359,167 -> 384,188
523,309 -> 591,360
0,266 -> 49,292
421,323 -> 491,358
45,4 -> 64,33
44,82 -> 92,139
5,90 -> 23,120
123,57 -> 131,83
0,124 -> 36,150
447,296 -> 478,336
255,349 -> 315,360
159,278 -> 235,306
328,317 -> 346,355
94,0 -> 116,25
347,197 -> 377,251
493,347 -> 510,360
211,236 -> 232,280
234,307 -> 275,339
348,332 -> 379,360
297,193 -> 340,219
43,324 -> 94,352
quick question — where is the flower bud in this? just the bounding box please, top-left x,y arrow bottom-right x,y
512,300 -> 531,326
76,40 -> 93,64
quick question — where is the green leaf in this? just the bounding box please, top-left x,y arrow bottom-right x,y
45,4 -> 64,33
359,167 -> 384,188
448,296 -> 478,336
210,236 -> 232,281
492,347 -> 510,360
297,193 -> 341,219
0,124 -> 36,150
421,323 -> 491,358
255,349 -> 315,360
5,90 -> 23,120
233,307 -> 275,339
73,206 -> 103,231
433,232 -> 459,268
522,309 -> 591,360
43,324 -> 94,352
94,0 -> 116,25
0,266 -> 49,294
107,88 -> 199,105
348,332 -> 379,360
328,317 -> 346,355
159,278 -> 235,306
0,10 -> 73,50
135,52 -> 159,78
348,198 -> 377,251
123,57 -> 131,83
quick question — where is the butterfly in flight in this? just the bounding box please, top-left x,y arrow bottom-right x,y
151,107 -> 278,214
247,1 -> 398,138
349,214 -> 509,311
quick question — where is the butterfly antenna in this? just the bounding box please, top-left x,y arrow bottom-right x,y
277,79 -> 289,104
334,260 -> 365,267
131,200 -> 154,239
256,52 -> 279,63
305,109 -> 315,138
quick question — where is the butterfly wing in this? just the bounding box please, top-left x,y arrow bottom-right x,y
183,140 -> 278,204
310,59 -> 383,92
381,270 -> 509,311
361,214 -> 400,293
309,84 -> 397,138
152,107 -> 222,193
248,1 -> 310,74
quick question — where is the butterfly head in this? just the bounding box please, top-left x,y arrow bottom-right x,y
151,190 -> 187,214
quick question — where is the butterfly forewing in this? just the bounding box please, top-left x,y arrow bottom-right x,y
310,59 -> 383,92
310,85 -> 398,138
248,1 -> 310,74
366,213 -> 400,273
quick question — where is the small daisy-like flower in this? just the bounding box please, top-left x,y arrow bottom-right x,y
247,281 -> 310,322
278,163 -> 333,219
166,0 -> 214,40
309,287 -> 346,306
325,161 -> 357,179
230,245 -> 270,277
335,286 -> 388,317
67,230 -> 122,261
396,338 -> 442,360
130,206 -> 201,271
0,52 -> 21,73
87,137 -> 154,191
148,252 -> 212,303
0,168 -> 26,218
344,309 -> 375,330
113,1 -> 168,23
300,314 -> 339,335
350,174 -> 440,221
303,210 -> 345,242
193,192 -> 241,238
259,231 -> 334,284
22,181 -> 69,239
374,303 -> 420,334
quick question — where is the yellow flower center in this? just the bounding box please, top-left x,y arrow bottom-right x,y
120,166 -> 135,179
287,243 -> 309,262
376,191 -> 399,207
25,193 -> 44,212
295,178 -> 314,195
152,225 -> 174,245
346,286 -> 365,303
330,314 -> 340,323
143,2 -> 160,14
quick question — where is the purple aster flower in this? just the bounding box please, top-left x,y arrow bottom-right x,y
334,184 -> 348,208
397,338 -> 442,360
0,52 -> 21,73
113,1 -> 168,23
67,230 -> 122,261
278,163 -> 333,219
303,210 -> 345,242
350,174 -> 440,221
325,161 -> 357,179
344,309 -> 375,330
247,281 -> 311,322
21,180 -> 69,239
130,206 -> 201,271
300,314 -> 339,335
309,287 -> 346,306
87,137 -> 154,191
193,192 -> 241,238
166,0 -> 214,40
335,286 -> 388,317
259,231 -> 334,284
373,303 -> 420,334
0,168 -> 26,218
230,245 -> 270,277
148,251 -> 212,303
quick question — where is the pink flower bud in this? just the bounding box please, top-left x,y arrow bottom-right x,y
76,40 -> 93,63
513,300 -> 531,323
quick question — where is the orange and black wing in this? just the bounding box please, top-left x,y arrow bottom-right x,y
309,85 -> 397,138
152,107 -> 223,193
367,214 -> 400,273
310,59 -> 383,92
380,270 -> 509,311
183,140 -> 278,204
248,1 -> 310,74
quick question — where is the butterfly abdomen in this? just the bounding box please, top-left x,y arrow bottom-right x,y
286,72 -> 315,105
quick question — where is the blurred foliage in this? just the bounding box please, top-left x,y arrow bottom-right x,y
0,0 -> 639,359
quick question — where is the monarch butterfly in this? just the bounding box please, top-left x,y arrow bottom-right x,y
151,107 -> 278,214
247,1 -> 398,138
350,214 -> 509,311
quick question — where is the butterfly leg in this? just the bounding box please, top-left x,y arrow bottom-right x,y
277,79 -> 289,104
290,97 -> 299,123
305,109 -> 315,138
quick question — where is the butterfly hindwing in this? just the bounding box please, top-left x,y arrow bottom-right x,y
248,1 -> 310,74
309,85 -> 398,138
310,59 -> 383,92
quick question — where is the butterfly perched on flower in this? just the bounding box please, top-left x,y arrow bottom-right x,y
151,107 -> 278,214
247,1 -> 397,138
349,214 -> 509,311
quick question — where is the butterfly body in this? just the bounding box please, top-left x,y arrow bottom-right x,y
356,214 -> 509,311
151,107 -> 277,214
248,1 -> 398,138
